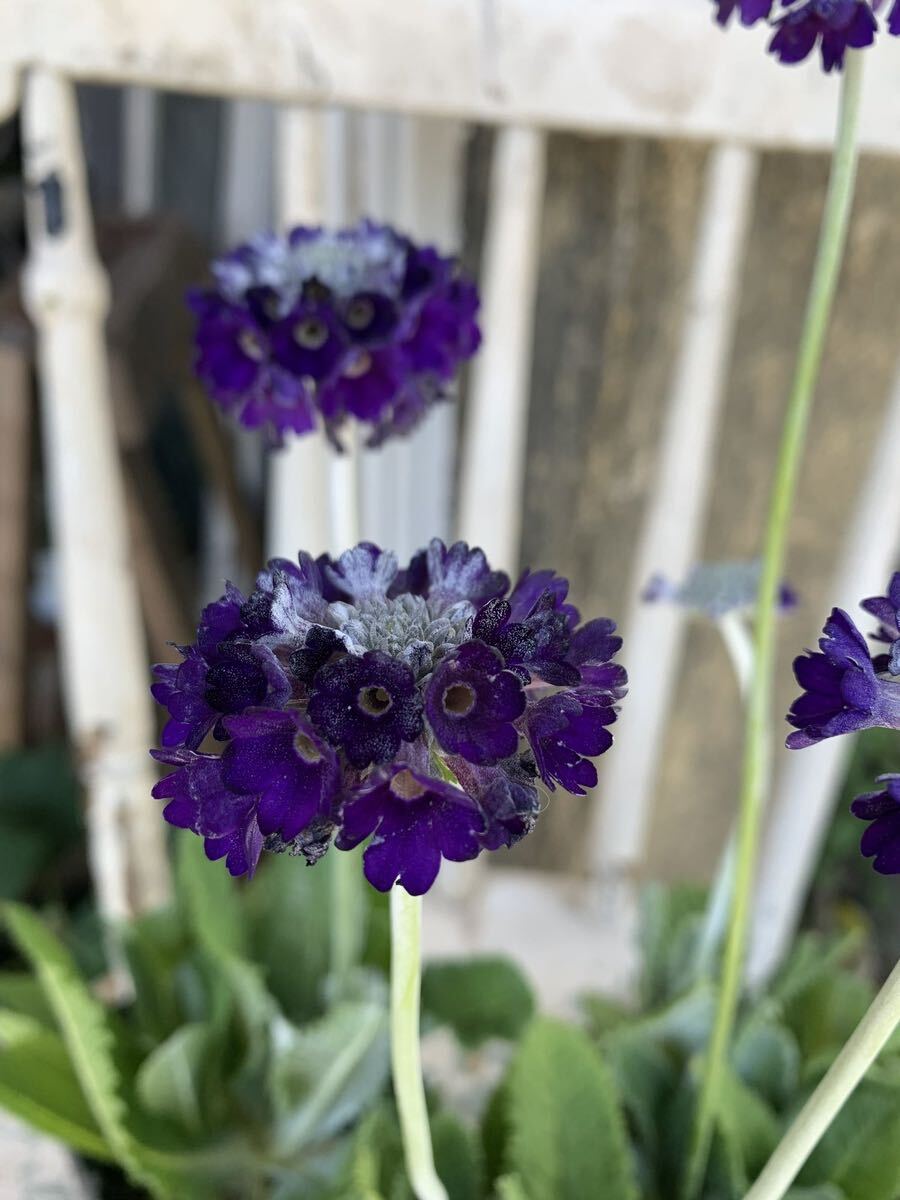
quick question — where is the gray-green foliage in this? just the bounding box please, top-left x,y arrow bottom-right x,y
3,834 -> 899,1200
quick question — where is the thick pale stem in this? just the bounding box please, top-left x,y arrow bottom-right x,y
390,887 -> 447,1200
746,956 -> 900,1199
683,54 -> 864,1199
694,613 -> 756,979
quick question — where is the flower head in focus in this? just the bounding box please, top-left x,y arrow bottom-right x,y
189,221 -> 480,450
711,0 -> 897,71
151,540 -> 626,894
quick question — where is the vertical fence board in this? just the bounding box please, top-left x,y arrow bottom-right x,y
590,144 -> 758,880
457,125 -> 546,569
22,69 -> 171,923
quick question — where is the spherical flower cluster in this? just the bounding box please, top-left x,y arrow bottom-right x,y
786,573 -> 900,874
188,222 -> 480,449
151,540 -> 626,895
713,0 -> 899,71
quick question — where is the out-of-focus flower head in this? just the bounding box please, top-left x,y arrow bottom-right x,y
711,0 -> 897,71
151,540 -> 626,894
643,560 -> 797,620
188,221 -> 480,450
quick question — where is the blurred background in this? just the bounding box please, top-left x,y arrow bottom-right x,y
2,87 -> 898,919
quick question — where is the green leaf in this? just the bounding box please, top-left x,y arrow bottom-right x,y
0,1027 -> 112,1160
504,1018 -> 638,1200
638,884 -> 707,1008
271,998 -> 389,1155
800,1079 -> 900,1200
135,1023 -> 216,1133
785,1189 -> 846,1200
422,957 -> 535,1048
123,908 -> 188,1045
0,971 -> 56,1027
431,1111 -> 483,1200
3,903 -> 169,1198
734,1015 -> 801,1110
246,854 -> 332,1022
494,1177 -> 529,1200
713,1066 -> 780,1191
602,1030 -> 676,1156
176,832 -> 247,961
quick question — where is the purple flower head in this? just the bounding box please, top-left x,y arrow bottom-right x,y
786,607 -> 900,748
713,0 -> 896,70
337,761 -> 484,894
643,560 -> 798,620
190,221 -> 480,449
861,571 -> 900,675
852,775 -> 900,873
713,0 -> 774,25
770,0 -> 877,71
151,539 -> 626,892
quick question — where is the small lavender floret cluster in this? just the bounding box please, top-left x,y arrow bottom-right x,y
151,540 -> 626,895
643,560 -> 797,619
189,221 -> 480,449
786,572 -> 900,873
713,0 -> 899,71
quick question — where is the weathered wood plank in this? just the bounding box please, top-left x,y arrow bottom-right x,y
5,1 -> 900,154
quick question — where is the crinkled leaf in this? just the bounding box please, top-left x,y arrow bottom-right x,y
422,957 -> 534,1048
639,884 -> 707,1008
504,1018 -> 638,1200
271,999 -> 389,1155
431,1110 -> 483,1200
135,1023 -> 216,1133
3,904 -> 169,1197
0,971 -> 55,1027
712,1065 -> 780,1192
246,854 -> 332,1023
176,832 -> 247,961
0,1026 -> 112,1160
494,1177 -> 528,1200
602,1030 -> 676,1157
734,1014 -> 801,1110
799,1079 -> 900,1199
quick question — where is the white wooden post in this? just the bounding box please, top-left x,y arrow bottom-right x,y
589,144 -> 758,881
358,113 -> 466,558
21,68 -> 171,926
748,368 -> 900,987
268,107 -> 356,559
457,125 -> 546,569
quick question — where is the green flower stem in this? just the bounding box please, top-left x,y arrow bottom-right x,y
390,886 -> 448,1200
745,955 -> 900,1200
683,52 -> 865,1199
694,614 -> 757,981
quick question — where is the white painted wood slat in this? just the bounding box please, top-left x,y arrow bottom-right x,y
7,2 -> 900,155
591,144 -> 759,881
457,125 -> 546,569
21,68 -> 171,922
267,107 -> 340,560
